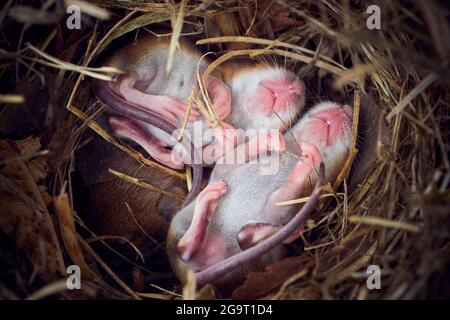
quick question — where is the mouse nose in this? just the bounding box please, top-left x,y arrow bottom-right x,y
261,79 -> 303,96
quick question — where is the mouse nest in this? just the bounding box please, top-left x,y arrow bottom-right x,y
0,0 -> 449,300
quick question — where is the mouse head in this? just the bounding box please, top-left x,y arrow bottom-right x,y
288,101 -> 353,179
226,63 -> 305,131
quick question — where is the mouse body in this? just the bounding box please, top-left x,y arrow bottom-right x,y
87,33 -> 307,258
94,34 -> 306,169
167,101 -> 353,289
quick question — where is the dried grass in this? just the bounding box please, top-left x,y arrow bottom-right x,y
0,0 -> 448,300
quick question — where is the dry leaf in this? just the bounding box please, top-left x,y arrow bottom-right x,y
0,138 -> 65,281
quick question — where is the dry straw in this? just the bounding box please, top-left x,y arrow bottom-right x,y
0,0 -> 448,300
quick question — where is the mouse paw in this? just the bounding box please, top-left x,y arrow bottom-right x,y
207,77 -> 232,120
297,142 -> 322,169
237,222 -> 304,250
196,180 -> 228,208
237,222 -> 282,250
116,76 -> 199,124
202,124 -> 238,164
195,180 -> 228,223
162,97 -> 200,123
285,142 -> 322,188
178,180 -> 228,261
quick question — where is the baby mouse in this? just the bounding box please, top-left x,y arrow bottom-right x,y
93,32 -> 230,170
93,34 -> 305,169
167,101 -> 353,291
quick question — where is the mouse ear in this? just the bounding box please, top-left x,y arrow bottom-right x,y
205,76 -> 231,120
177,180 -> 228,261
237,222 -> 305,250
237,222 -> 282,250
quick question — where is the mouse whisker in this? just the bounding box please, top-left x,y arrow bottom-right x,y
275,110 -> 302,154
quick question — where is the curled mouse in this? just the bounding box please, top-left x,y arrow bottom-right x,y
93,33 -> 305,169
88,33 -> 306,252
80,142 -> 186,248
92,33 -> 306,209
167,101 -> 353,290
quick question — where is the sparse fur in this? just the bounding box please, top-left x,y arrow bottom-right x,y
167,102 -> 353,289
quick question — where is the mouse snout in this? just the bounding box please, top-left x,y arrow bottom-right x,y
311,104 -> 352,125
296,103 -> 352,148
308,104 -> 352,145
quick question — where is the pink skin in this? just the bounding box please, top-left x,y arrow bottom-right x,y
109,116 -> 184,170
237,223 -> 304,250
300,105 -> 352,146
177,132 -> 286,260
236,105 -> 352,248
115,75 -> 200,124
237,223 -> 283,250
203,124 -> 286,165
115,74 -> 231,124
177,180 -> 228,261
248,78 -> 304,116
109,74 -> 234,168
206,77 -> 232,120
237,142 -> 322,249
266,143 -> 322,210
196,77 -> 237,164
177,104 -> 352,264
214,129 -> 286,164
244,130 -> 287,161
183,234 -> 229,271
